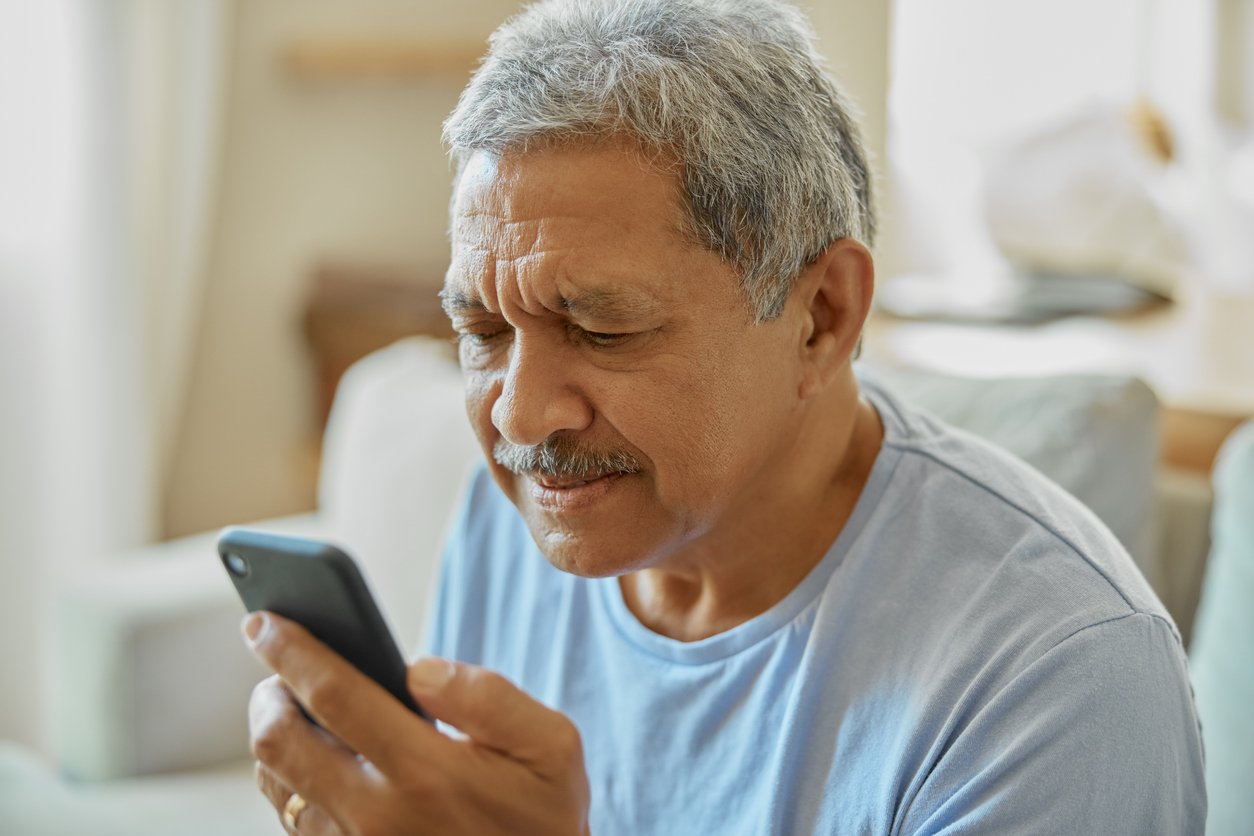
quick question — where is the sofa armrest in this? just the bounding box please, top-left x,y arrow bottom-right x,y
49,513 -> 330,780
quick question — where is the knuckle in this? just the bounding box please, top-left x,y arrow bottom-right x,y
250,701 -> 301,763
302,667 -> 350,719
461,665 -> 510,710
260,623 -> 295,663
253,762 -> 285,808
248,674 -> 283,717
247,677 -> 284,759
250,724 -> 279,763
399,766 -> 450,806
551,715 -> 585,762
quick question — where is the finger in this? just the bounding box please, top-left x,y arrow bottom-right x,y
407,657 -> 584,770
255,763 -> 343,836
249,673 -> 375,814
254,760 -> 291,822
244,612 -> 456,776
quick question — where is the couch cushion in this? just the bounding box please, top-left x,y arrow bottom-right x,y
318,337 -> 481,655
0,742 -> 273,836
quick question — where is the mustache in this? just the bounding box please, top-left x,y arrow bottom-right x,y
493,435 -> 642,479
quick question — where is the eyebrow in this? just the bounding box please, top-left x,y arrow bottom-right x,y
439,288 -> 486,318
559,287 -> 662,324
440,285 -> 661,324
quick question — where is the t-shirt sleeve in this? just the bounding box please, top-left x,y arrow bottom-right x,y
899,612 -> 1206,835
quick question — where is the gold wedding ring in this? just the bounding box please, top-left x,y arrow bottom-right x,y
283,792 -> 309,830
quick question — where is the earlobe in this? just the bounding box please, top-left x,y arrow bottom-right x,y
797,240 -> 874,397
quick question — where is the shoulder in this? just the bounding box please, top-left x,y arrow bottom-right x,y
832,387 -> 1206,828
898,610 -> 1206,833
836,380 -> 1194,738
861,377 -> 1171,631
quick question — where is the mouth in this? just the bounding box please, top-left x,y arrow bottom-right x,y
531,472 -> 619,490
523,470 -> 630,510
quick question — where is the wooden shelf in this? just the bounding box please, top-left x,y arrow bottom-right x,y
282,38 -> 482,80
864,280 -> 1254,473
303,263 -> 455,428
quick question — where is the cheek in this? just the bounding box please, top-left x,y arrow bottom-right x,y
612,366 -> 742,497
656,341 -> 790,488
462,370 -> 499,446
673,392 -> 741,490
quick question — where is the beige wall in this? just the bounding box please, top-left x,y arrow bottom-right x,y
165,0 -> 894,537
165,0 -> 520,535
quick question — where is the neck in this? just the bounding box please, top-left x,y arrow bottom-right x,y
618,374 -> 883,641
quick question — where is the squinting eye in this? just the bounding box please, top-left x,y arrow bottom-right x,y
579,329 -> 630,348
456,327 -> 511,348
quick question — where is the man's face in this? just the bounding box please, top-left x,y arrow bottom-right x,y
444,143 -> 806,577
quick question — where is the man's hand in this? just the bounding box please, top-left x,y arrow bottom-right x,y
243,612 -> 591,835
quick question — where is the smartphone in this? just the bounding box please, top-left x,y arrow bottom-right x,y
217,526 -> 429,722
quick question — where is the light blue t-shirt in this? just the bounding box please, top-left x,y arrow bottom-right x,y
426,379 -> 1206,834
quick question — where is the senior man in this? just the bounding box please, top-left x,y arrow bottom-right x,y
244,0 -> 1206,833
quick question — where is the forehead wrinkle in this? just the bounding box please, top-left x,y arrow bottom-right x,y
451,168 -> 691,325
443,245 -> 498,315
447,242 -> 575,327
499,248 -> 570,320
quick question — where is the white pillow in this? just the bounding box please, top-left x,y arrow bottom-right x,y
318,337 -> 482,655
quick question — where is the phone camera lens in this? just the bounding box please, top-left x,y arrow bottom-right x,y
225,553 -> 249,578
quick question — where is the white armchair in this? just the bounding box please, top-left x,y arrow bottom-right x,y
2,338 -> 480,835
0,338 -> 1216,835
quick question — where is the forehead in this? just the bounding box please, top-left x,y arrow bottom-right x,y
453,141 -> 685,237
445,144 -> 717,309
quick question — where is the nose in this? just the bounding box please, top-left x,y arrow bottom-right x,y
490,333 -> 593,446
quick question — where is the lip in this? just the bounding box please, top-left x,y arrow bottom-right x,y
526,471 -> 626,511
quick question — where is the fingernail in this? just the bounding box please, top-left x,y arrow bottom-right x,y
242,612 -> 270,646
409,657 -> 455,690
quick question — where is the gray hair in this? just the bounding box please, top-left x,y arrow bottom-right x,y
443,0 -> 875,320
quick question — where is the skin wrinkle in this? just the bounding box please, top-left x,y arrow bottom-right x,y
446,141 -> 880,640
436,0 -> 887,634
443,283 -> 663,331
448,153 -> 686,334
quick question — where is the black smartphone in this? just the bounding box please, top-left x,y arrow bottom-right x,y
217,526 -> 429,722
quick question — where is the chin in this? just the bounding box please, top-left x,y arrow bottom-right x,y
524,516 -> 663,579
493,467 -> 672,576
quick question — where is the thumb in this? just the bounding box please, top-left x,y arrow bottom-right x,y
407,657 -> 581,766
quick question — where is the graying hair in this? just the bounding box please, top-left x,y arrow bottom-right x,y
443,0 -> 876,320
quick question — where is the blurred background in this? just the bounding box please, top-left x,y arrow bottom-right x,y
2,0 -> 1253,828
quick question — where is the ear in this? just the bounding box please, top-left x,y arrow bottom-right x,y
794,239 -> 874,398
